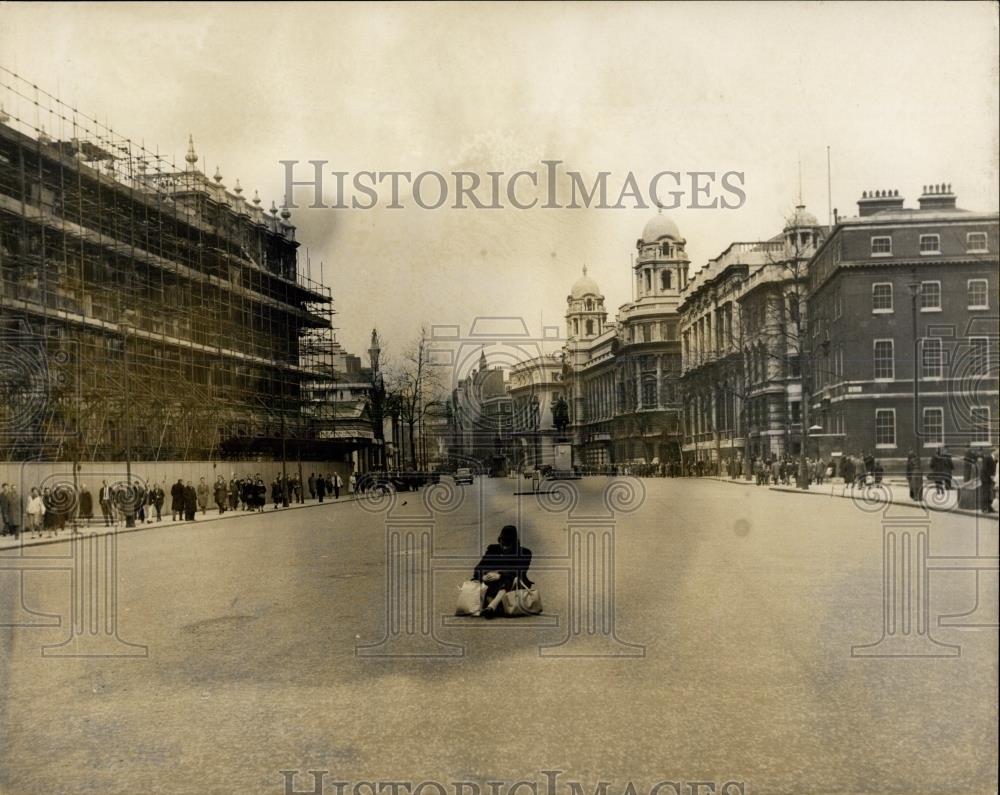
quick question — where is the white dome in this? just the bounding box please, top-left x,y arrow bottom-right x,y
569,269 -> 602,299
785,204 -> 819,229
641,213 -> 681,243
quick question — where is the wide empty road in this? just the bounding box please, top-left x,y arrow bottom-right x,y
1,477 -> 996,795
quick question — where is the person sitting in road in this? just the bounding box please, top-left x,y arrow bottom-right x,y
472,524 -> 533,619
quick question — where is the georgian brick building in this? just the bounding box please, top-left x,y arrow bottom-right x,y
807,186 -> 999,464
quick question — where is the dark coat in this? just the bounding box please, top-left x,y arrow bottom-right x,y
981,453 -> 996,483
170,481 -> 185,510
7,492 -> 23,524
473,543 -> 533,588
78,489 -> 93,519
183,485 -> 198,512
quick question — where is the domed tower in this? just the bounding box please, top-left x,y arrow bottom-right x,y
565,266 -> 607,340
783,204 -> 822,253
634,210 -> 690,300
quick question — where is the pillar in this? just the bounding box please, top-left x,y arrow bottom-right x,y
851,518 -> 959,657
0,555 -> 62,628
356,519 -> 463,657
540,521 -> 644,657
635,361 -> 643,411
43,530 -> 148,657
656,356 -> 663,409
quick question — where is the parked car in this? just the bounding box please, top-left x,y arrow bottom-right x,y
356,471 -> 416,493
389,471 -> 428,491
454,467 -> 474,485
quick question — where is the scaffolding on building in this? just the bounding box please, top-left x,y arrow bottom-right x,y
0,67 -> 339,462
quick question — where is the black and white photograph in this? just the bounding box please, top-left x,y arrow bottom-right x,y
0,3 -> 998,794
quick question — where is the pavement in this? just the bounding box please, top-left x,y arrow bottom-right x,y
707,475 -> 998,519
0,494 -> 358,551
0,477 -> 996,795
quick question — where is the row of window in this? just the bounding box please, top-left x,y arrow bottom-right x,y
871,232 -> 988,257
872,279 -> 989,313
874,406 -> 992,448
872,337 -> 991,380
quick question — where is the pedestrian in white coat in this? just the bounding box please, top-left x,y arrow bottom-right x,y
26,488 -> 46,538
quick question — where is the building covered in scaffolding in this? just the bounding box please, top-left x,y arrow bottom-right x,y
0,68 -> 344,464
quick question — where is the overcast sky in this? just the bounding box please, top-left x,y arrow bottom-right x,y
2,2 -> 997,361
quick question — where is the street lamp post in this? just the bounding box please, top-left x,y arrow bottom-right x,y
280,411 -> 289,508
809,423 -> 823,461
120,321 -> 135,528
908,282 -> 922,451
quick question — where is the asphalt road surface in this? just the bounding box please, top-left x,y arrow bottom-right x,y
1,477 -> 996,795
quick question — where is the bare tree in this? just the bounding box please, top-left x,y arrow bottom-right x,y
746,209 -> 823,488
391,326 -> 445,471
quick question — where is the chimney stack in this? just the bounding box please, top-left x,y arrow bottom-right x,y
917,183 -> 957,211
857,189 -> 905,217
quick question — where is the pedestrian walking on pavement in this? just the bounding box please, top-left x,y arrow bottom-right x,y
316,474 -> 326,503
979,449 -> 996,513
214,477 -> 228,514
0,483 -> 11,536
308,473 -> 317,501
100,480 -> 114,526
144,487 -> 156,523
929,450 -> 945,495
253,477 -> 267,512
333,473 -> 342,499
26,488 -> 46,538
78,485 -> 94,525
41,488 -> 58,538
906,450 -> 923,501
963,446 -> 979,485
170,479 -> 185,521
153,482 -> 165,521
196,478 -> 209,515
228,474 -> 239,511
6,486 -> 23,538
183,481 -> 198,521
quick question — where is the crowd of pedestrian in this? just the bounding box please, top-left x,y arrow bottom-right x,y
571,445 -> 997,512
0,469 -> 353,540
906,446 -> 997,511
574,463 -> 684,477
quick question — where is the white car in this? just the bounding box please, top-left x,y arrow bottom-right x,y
454,467 -> 474,485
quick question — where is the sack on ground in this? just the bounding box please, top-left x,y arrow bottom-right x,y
455,580 -> 487,615
502,584 -> 543,616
